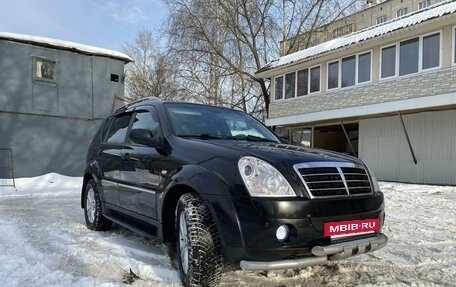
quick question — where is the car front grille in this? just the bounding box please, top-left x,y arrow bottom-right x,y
295,163 -> 373,198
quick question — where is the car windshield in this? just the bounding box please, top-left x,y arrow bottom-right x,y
165,103 -> 279,142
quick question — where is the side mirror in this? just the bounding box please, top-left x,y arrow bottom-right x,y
129,128 -> 160,147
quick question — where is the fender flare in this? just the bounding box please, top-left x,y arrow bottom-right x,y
159,164 -> 245,248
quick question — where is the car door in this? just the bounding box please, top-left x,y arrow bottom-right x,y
98,113 -> 132,207
118,107 -> 163,219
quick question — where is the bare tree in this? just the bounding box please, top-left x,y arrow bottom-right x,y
123,29 -> 180,101
163,0 -> 363,116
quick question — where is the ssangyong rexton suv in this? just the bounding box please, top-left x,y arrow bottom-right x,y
81,97 -> 387,286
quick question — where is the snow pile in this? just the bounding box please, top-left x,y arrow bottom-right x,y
0,174 -> 455,286
0,173 -> 82,198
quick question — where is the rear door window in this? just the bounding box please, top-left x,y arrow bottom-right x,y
105,114 -> 132,144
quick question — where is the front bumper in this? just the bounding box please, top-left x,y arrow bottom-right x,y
207,192 -> 385,264
240,233 -> 388,271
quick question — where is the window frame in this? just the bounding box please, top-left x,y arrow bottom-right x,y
274,75 -> 284,101
284,72 -> 296,99
326,50 -> 372,91
309,65 -> 321,94
380,44 -> 398,80
418,0 -> 431,10
327,60 -> 340,90
421,31 -> 442,71
32,56 -> 59,85
380,30 -> 442,80
376,15 -> 387,25
357,51 -> 373,84
396,7 -> 409,18
453,26 -> 456,66
273,64 -> 321,101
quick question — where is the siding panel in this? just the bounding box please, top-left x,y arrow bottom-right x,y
359,110 -> 456,185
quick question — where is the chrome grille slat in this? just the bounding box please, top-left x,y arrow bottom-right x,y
294,162 -> 373,199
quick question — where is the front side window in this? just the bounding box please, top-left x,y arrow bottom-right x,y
297,68 -> 309,97
34,58 -> 57,82
341,56 -> 356,87
328,61 -> 339,89
358,52 -> 371,83
399,38 -> 419,76
310,66 -> 320,93
275,76 -> 283,100
285,72 -> 296,99
381,45 -> 396,78
422,33 -> 440,69
106,114 -> 132,144
130,110 -> 160,138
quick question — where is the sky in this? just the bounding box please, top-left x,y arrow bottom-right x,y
0,0 -> 167,52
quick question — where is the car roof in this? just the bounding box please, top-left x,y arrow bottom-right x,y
113,97 -> 241,116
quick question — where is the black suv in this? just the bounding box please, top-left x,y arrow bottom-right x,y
81,98 -> 387,286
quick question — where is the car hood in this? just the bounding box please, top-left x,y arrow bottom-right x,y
187,138 -> 363,167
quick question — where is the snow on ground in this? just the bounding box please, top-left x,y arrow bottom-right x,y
0,174 -> 455,286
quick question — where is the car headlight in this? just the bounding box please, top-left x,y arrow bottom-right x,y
238,156 -> 296,197
365,164 -> 380,192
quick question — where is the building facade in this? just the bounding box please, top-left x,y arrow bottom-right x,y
281,0 -> 441,55
257,0 -> 456,185
0,32 -> 131,177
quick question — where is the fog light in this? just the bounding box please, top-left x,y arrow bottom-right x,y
276,225 -> 289,242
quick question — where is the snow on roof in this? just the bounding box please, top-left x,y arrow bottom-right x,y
257,0 -> 456,76
0,32 -> 132,63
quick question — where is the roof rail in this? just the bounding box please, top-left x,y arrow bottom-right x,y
126,96 -> 162,107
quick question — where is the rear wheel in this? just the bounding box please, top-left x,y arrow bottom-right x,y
84,179 -> 112,231
176,193 -> 223,286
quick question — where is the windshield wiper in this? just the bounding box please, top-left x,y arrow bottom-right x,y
233,134 -> 278,143
178,134 -> 278,142
178,134 -> 235,140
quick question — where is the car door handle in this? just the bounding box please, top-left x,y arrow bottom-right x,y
121,153 -> 130,161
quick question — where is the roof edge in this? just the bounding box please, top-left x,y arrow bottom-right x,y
0,32 -> 132,63
256,0 -> 456,78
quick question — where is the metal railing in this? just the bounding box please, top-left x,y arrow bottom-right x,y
0,148 -> 15,187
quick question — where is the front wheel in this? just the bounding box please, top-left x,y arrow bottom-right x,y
176,193 -> 223,286
84,179 -> 112,231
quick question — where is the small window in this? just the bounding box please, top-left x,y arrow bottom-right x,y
106,114 -> 132,144
341,56 -> 356,87
275,76 -> 283,100
358,52 -> 371,83
285,72 -> 296,99
111,74 -> 119,82
310,66 -> 320,93
328,61 -> 339,90
422,33 -> 440,70
297,69 -> 309,97
418,0 -> 430,10
399,38 -> 419,76
381,45 -> 396,78
396,7 -> 408,17
34,58 -> 57,82
376,15 -> 387,25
